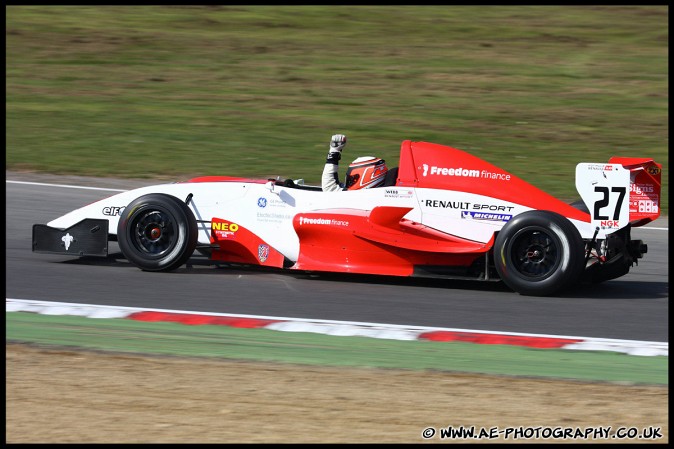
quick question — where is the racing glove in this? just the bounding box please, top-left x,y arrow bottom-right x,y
326,134 -> 347,164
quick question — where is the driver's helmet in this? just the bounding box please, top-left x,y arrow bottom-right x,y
345,156 -> 388,190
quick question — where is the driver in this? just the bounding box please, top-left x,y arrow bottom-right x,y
322,134 -> 389,191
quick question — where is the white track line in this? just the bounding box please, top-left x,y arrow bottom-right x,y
6,180 -> 126,192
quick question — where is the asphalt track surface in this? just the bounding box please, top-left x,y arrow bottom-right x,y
5,172 -> 669,342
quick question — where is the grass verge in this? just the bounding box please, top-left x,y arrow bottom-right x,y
6,312 -> 668,385
6,6 -> 668,212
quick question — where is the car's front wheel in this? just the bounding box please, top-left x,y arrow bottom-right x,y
493,210 -> 585,296
117,193 -> 198,271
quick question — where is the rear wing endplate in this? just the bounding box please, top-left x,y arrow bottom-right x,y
576,158 -> 661,229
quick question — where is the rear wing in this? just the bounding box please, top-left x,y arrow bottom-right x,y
576,158 -> 661,230
609,157 -> 662,227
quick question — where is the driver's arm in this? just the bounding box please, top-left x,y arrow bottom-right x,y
322,134 -> 347,192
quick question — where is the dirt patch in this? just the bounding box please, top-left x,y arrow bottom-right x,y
6,343 -> 668,443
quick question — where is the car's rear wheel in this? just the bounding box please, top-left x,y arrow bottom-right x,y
117,193 -> 198,271
493,210 -> 585,296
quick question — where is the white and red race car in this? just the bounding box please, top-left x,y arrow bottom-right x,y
32,140 -> 661,296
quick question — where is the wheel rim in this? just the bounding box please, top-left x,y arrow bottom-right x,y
131,209 -> 176,257
508,227 -> 561,279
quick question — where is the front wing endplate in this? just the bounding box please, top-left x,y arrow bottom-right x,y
32,218 -> 109,257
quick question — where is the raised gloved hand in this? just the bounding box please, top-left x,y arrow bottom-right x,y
326,134 -> 347,164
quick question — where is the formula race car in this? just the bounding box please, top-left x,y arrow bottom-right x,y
32,140 -> 661,296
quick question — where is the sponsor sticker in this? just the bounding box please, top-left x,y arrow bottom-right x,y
586,164 -> 614,172
630,183 -> 655,194
461,211 -> 512,222
211,221 -> 239,239
647,166 -> 661,176
599,220 -> 620,229
256,211 -> 293,223
421,164 -> 511,181
424,200 -> 514,212
635,200 -> 659,214
61,233 -> 74,251
384,189 -> 414,198
424,200 -> 470,209
298,216 -> 349,227
102,206 -> 125,216
256,197 -> 286,208
258,244 -> 270,263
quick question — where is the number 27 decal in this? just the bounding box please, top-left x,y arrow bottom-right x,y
593,186 -> 626,220
575,163 -> 630,230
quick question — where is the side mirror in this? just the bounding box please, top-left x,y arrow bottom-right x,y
265,180 -> 281,196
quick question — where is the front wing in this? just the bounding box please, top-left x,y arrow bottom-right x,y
32,219 -> 109,257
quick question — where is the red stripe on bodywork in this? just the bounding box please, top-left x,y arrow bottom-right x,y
127,311 -> 282,328
396,141 -> 591,223
419,331 -> 583,348
209,217 -> 286,268
292,209 -> 484,275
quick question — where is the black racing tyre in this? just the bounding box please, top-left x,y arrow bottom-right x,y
493,210 -> 585,296
117,193 -> 198,272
